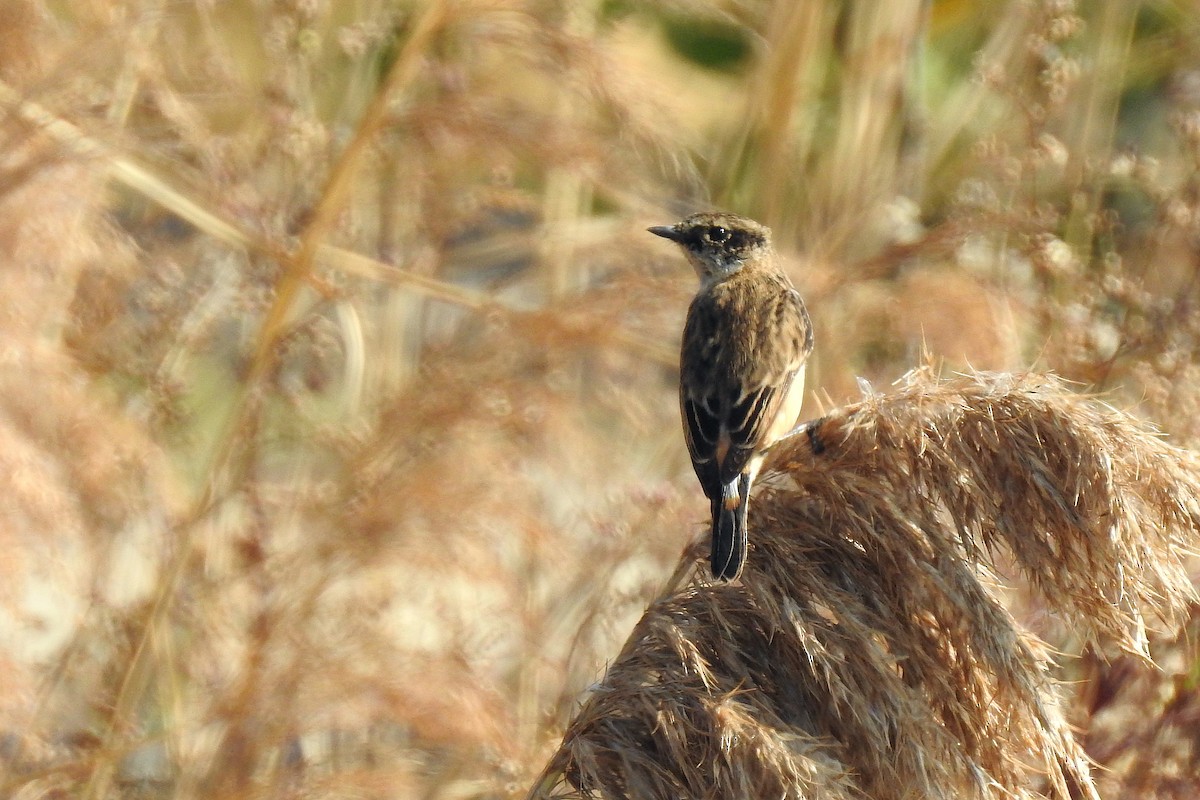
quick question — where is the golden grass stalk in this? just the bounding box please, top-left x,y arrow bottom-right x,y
532,369 -> 1200,800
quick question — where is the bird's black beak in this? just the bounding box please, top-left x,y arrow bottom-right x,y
647,225 -> 681,242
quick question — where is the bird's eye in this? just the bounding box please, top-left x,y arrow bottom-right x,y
709,226 -> 729,242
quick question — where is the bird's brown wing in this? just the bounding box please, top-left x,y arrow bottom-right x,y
680,298 -> 726,499
680,280 -> 812,496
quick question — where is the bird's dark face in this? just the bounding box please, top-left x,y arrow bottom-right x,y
648,212 -> 772,283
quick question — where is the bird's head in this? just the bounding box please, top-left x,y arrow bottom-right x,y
648,212 -> 773,283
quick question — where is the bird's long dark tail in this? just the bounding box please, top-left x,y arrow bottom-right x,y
710,473 -> 751,581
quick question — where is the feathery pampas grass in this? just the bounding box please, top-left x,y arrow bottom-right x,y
534,370 -> 1199,800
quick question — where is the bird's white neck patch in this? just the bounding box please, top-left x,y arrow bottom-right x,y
693,254 -> 744,285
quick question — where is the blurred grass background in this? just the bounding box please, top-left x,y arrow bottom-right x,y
1,0 -> 1199,797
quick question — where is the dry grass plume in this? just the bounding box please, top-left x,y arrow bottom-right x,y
534,369 -> 1200,800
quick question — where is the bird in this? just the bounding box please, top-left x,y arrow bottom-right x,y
649,212 -> 813,581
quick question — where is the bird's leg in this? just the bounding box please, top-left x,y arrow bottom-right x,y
774,416 -> 830,456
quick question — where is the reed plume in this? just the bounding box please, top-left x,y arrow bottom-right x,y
533,369 -> 1200,800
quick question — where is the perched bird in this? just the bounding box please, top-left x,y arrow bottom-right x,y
649,212 -> 813,581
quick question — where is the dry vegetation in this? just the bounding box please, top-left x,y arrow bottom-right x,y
534,370 -> 1200,799
1,0 -> 1199,798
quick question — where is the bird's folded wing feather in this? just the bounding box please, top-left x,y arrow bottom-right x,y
680,281 -> 811,495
